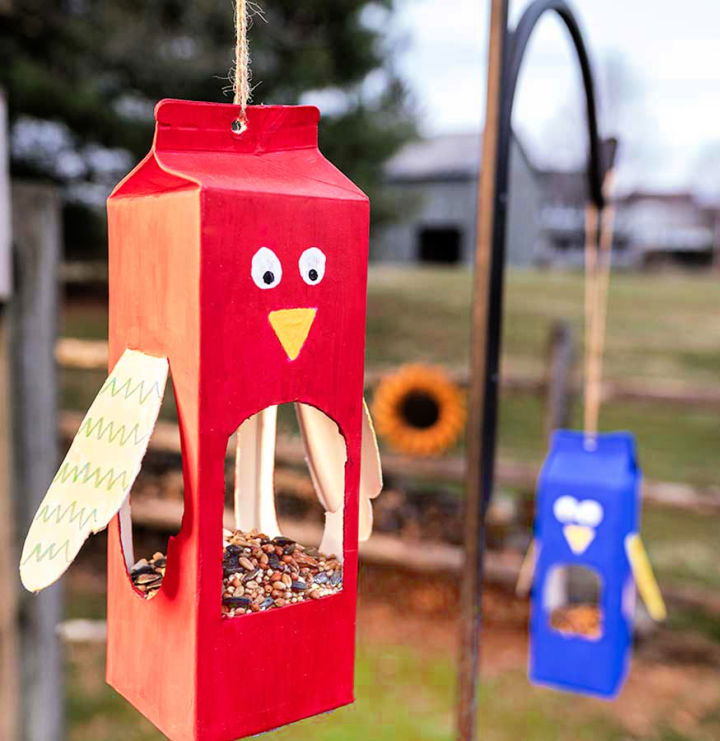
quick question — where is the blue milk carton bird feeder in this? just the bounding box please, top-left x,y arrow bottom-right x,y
528,430 -> 666,699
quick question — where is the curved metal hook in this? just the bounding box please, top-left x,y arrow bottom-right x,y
506,0 -> 606,208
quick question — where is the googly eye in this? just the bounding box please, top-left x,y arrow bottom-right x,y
298,247 -> 326,285
576,500 -> 604,527
553,496 -> 577,524
251,247 -> 282,289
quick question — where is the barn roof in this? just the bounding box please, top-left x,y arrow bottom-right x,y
384,131 -> 536,183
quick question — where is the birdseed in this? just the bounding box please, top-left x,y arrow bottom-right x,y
550,604 -> 602,639
128,533 -> 343,614
221,529 -> 343,617
129,552 -> 166,599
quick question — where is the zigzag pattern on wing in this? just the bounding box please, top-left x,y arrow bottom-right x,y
53,461 -> 130,492
21,539 -> 72,566
99,375 -> 164,405
78,416 -> 148,447
33,501 -> 100,530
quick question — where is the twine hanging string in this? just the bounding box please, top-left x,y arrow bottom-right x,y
233,0 -> 251,127
583,201 -> 599,438
583,169 -> 616,447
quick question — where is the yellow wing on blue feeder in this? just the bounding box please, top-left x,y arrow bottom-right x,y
625,533 -> 666,622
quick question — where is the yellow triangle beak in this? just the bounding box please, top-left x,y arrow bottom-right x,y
563,524 -> 595,554
268,308 -> 317,361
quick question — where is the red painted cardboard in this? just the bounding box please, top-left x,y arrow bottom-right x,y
106,99 -> 370,740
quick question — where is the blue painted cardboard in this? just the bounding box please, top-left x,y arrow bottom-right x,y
529,430 -> 640,698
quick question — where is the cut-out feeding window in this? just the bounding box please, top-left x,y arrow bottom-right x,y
119,373 -> 183,600
221,403 -> 347,617
544,565 -> 603,640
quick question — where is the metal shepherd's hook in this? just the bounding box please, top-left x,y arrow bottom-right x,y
456,1 -> 609,739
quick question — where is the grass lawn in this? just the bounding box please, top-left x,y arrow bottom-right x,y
65,601 -> 720,741
67,641 -> 632,741
63,550 -> 720,741
65,267 -> 720,386
643,506 -> 720,592
497,392 -> 718,490
366,267 -> 720,386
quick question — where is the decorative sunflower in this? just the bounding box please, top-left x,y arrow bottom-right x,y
371,365 -> 466,457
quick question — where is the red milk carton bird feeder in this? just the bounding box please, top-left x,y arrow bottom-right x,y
20,99 -> 382,740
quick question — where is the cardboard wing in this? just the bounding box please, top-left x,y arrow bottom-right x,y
233,406 -> 282,538
625,533 -> 667,621
20,349 -> 168,591
231,399 -> 383,556
296,400 -> 383,552
359,399 -> 383,540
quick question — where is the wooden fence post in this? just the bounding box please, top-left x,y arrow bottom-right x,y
0,315 -> 19,741
544,320 -> 575,438
10,182 -> 64,741
0,87 -> 19,741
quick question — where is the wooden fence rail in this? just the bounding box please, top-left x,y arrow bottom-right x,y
56,337 -> 720,408
57,497 -> 720,643
58,411 -> 720,514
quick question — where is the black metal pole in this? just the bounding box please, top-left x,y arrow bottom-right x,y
457,2 -> 606,739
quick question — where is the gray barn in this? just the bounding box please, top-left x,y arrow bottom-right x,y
371,132 -> 542,266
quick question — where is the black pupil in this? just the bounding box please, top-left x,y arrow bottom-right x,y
399,391 -> 440,429
308,268 -> 318,282
262,270 -> 275,285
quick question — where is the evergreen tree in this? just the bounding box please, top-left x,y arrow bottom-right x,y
1,0 -> 415,248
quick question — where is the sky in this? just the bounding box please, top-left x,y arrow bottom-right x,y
390,0 -> 720,194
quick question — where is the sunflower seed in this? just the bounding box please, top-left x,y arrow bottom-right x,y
135,573 -> 162,586
222,596 -> 252,608
214,529 -> 344,615
239,556 -> 255,571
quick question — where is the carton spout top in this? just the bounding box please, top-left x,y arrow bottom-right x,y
153,99 -> 319,154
